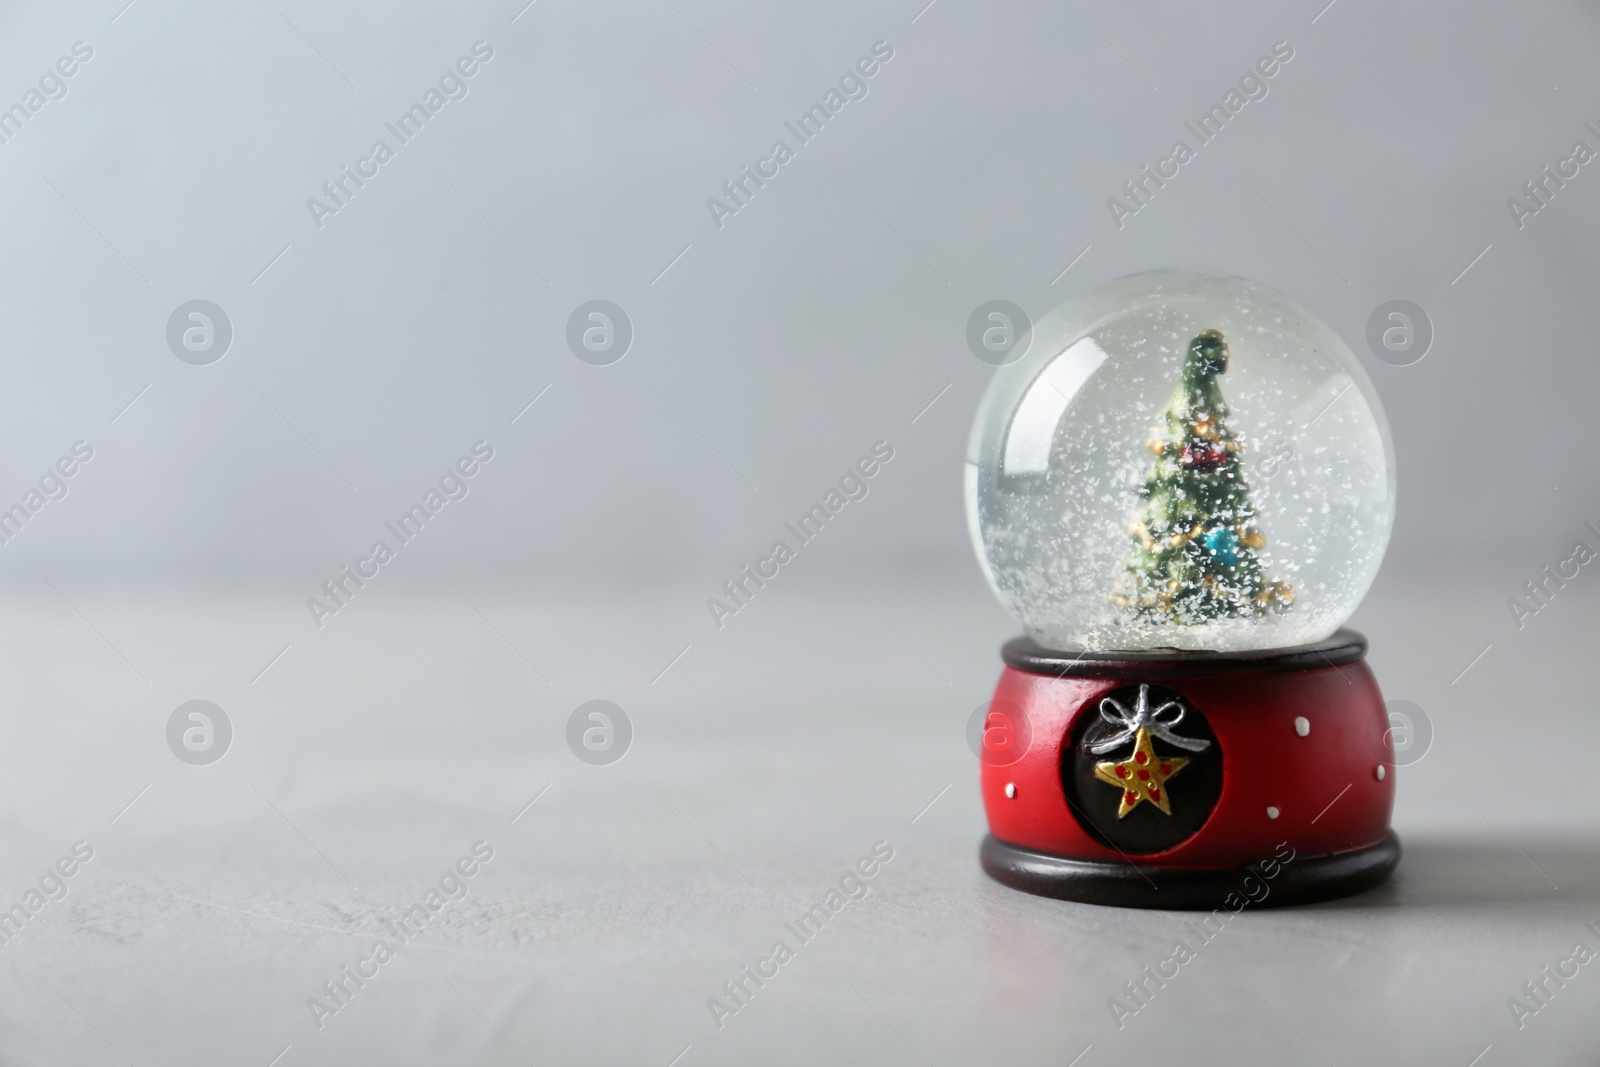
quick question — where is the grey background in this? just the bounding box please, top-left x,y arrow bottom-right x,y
0,0 -> 1597,1064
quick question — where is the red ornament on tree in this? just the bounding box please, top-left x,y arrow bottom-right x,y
1179,441 -> 1228,470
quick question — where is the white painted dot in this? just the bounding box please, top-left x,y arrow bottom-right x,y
1294,716 -> 1310,737
1375,765 -> 1386,780
1266,806 -> 1280,819
1004,782 -> 1016,798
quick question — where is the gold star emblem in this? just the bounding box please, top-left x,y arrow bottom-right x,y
1094,726 -> 1189,817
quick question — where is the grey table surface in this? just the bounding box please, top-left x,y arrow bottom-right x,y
0,559 -> 1593,1067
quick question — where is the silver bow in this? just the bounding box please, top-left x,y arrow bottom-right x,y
1089,684 -> 1212,755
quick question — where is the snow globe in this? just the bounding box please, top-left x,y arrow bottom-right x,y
967,270 -> 1399,907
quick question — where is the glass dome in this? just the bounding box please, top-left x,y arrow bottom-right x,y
966,270 -> 1395,653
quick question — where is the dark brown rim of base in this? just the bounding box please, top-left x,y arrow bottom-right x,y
1002,628 -> 1367,679
980,832 -> 1399,910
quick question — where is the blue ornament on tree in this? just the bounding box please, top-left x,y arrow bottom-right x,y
1204,527 -> 1240,566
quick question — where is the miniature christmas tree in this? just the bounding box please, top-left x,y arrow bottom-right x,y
1114,329 -> 1291,623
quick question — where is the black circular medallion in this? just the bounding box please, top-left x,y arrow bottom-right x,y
1062,683 -> 1223,856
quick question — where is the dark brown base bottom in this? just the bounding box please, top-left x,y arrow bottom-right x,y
980,833 -> 1400,910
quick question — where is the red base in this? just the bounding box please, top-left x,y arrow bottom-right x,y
980,631 -> 1395,880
